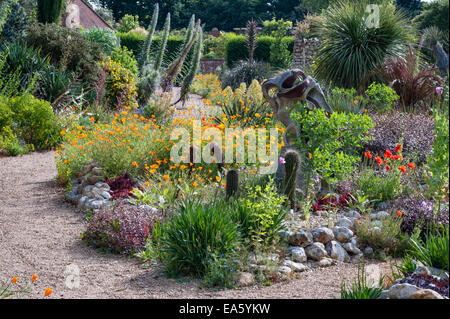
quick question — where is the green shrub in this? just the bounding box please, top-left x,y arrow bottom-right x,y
220,59 -> 273,90
408,225 -> 449,271
0,0 -> 29,46
0,93 -> 58,152
426,88 -> 449,200
155,199 -> 240,277
6,93 -> 58,150
116,14 -> 140,33
236,180 -> 287,246
327,87 -> 368,114
110,46 -> 138,76
365,82 -> 399,113
413,0 -> 449,32
203,251 -> 239,289
82,26 -> 119,56
355,215 -> 409,257
261,18 -> 292,37
313,0 -> 411,89
356,169 -> 403,203
291,106 -> 374,185
36,65 -> 74,105
25,23 -> 103,85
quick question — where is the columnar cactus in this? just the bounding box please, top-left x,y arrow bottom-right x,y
284,150 -> 301,209
226,170 -> 239,199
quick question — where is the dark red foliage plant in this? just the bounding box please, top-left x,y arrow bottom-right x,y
83,200 -> 166,254
311,193 -> 353,212
106,173 -> 136,199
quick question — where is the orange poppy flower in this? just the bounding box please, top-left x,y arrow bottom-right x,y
375,156 -> 383,165
44,288 -> 53,297
364,151 -> 372,159
398,165 -> 407,174
384,149 -> 393,159
407,163 -> 416,169
397,210 -> 403,217
11,276 -> 18,284
32,274 -> 38,283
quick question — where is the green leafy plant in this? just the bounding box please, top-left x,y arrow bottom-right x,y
356,169 -> 403,203
365,82 -> 399,113
340,261 -> 385,299
265,18 -> 292,68
326,87 -> 368,114
426,87 -> 449,200
203,251 -> 239,289
355,215 -> 409,257
82,27 -> 119,56
313,0 -> 411,89
116,14 -> 140,33
110,46 -> 138,76
237,180 -> 287,246
291,105 -> 374,185
408,224 -> 449,271
154,199 -> 240,277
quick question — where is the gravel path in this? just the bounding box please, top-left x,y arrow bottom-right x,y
0,151 -> 395,299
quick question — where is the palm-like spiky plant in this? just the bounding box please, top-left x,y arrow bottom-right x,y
312,0 -> 412,90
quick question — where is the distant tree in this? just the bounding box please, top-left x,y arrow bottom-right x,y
37,0 -> 64,24
395,0 -> 423,17
414,0 -> 449,33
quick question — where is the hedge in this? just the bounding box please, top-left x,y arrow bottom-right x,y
225,34 -> 295,67
118,32 -> 186,62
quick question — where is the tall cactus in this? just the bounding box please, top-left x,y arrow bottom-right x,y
37,0 -> 63,24
226,170 -> 239,199
162,19 -> 201,92
140,3 -> 159,71
284,150 -> 301,209
155,13 -> 170,73
175,26 -> 203,105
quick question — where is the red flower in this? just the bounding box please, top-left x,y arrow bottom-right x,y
398,165 -> 407,174
393,155 -> 403,160
375,156 -> 383,165
407,163 -> 416,169
385,165 -> 392,172
394,144 -> 402,152
383,160 -> 389,164
364,151 -> 373,159
397,210 -> 403,217
384,149 -> 393,159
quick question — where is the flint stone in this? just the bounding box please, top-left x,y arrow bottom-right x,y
386,283 -> 422,299
304,242 -> 328,261
333,226 -> 353,243
312,227 -> 334,244
335,217 -> 354,229
287,246 -> 307,263
343,242 -> 361,255
326,241 -> 350,263
288,228 -> 313,247
283,260 -> 308,272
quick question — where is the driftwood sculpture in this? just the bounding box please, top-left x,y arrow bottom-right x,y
262,70 -> 332,146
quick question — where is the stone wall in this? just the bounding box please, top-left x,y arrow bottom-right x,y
292,38 -> 321,72
200,58 -> 226,74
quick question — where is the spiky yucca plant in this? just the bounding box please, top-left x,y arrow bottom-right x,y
313,0 -> 412,90
139,3 -> 159,70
